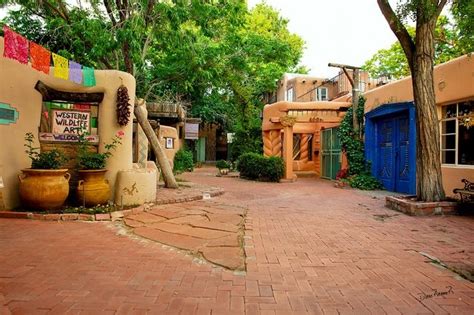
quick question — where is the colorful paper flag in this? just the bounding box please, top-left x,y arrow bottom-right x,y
3,25 -> 29,64
29,42 -> 51,74
83,66 -> 96,87
69,61 -> 82,84
52,53 -> 69,80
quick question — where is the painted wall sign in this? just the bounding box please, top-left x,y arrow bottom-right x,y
39,132 -> 99,143
52,109 -> 90,134
185,123 -> 199,140
0,103 -> 19,125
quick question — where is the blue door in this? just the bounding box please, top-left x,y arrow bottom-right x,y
376,114 -> 411,193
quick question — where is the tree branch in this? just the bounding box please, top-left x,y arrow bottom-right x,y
103,0 -> 117,27
436,0 -> 448,18
377,0 -> 416,68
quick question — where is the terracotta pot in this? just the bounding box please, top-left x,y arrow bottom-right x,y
19,169 -> 70,211
77,169 -> 110,207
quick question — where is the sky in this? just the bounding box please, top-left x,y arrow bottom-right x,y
247,0 -> 399,78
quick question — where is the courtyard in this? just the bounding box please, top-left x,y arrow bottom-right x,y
0,166 -> 473,314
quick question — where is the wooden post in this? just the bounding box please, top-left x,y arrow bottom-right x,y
134,99 -> 178,189
353,68 -> 360,135
280,115 -> 297,180
328,63 -> 361,137
283,126 -> 294,180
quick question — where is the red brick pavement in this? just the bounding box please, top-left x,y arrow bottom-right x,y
0,166 -> 473,314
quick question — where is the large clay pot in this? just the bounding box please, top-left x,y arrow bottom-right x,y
19,169 -> 70,211
77,169 -> 110,207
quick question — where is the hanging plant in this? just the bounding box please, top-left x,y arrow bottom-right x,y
116,84 -> 131,126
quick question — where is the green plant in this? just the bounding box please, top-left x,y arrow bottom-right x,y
216,160 -> 231,170
24,132 -> 67,169
237,153 -> 284,182
347,173 -> 383,190
336,97 -> 382,190
173,149 -> 194,174
77,131 -> 123,169
228,124 -> 263,162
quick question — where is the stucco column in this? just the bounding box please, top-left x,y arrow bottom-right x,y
281,115 -> 296,180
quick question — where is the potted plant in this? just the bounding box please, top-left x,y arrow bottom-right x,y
76,131 -> 123,207
19,132 -> 70,211
216,160 -> 231,175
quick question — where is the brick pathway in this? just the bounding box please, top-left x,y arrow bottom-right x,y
0,166 -> 473,314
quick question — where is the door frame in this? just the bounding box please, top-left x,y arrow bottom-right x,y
321,127 -> 341,180
365,102 -> 416,194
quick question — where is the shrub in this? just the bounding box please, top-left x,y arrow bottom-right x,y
216,160 -> 231,170
347,173 -> 383,190
237,153 -> 284,182
173,149 -> 194,174
228,125 -> 263,162
261,156 -> 285,182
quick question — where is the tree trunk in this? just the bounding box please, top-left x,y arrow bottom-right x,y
134,100 -> 179,189
412,21 -> 445,201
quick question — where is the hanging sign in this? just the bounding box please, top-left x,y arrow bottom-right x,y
51,109 -> 90,134
185,123 -> 199,140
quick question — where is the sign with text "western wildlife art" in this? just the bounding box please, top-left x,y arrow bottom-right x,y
52,110 -> 90,134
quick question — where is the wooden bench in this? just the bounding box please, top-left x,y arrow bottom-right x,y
453,179 -> 474,204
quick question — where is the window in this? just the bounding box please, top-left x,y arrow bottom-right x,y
440,101 -> 474,166
316,87 -> 328,101
165,137 -> 174,149
286,88 -> 294,102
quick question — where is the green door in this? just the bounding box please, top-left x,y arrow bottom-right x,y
196,137 -> 206,162
321,128 -> 341,179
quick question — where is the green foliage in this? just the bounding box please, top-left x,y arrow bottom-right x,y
77,132 -> 122,170
173,149 -> 194,174
237,153 -> 284,182
63,204 -> 113,215
24,132 -> 67,169
346,173 -> 383,190
363,13 -> 473,79
216,160 -> 231,170
1,1 -> 304,145
337,98 -> 382,190
338,98 -> 366,176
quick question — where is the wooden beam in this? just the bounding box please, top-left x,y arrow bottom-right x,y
34,81 -> 104,103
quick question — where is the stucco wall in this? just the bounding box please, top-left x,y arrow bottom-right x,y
0,37 -> 135,209
363,54 -> 474,197
157,125 -> 179,166
364,54 -> 474,112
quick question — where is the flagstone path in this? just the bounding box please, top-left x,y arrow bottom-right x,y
124,201 -> 246,270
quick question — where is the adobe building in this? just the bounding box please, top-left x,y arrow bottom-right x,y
363,54 -> 474,197
262,101 -> 350,180
0,37 -> 157,209
275,71 -> 377,104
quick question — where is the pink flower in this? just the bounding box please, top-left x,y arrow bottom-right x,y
117,130 -> 125,137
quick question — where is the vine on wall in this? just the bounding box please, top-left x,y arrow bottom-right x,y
337,97 -> 382,190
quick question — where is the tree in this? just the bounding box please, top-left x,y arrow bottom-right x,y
1,1 -> 304,162
363,13 -> 472,79
377,0 -> 448,201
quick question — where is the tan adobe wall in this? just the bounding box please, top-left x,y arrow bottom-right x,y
0,38 -> 135,209
364,54 -> 474,113
157,125 -> 179,166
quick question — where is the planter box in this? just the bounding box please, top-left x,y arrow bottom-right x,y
386,195 -> 458,216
